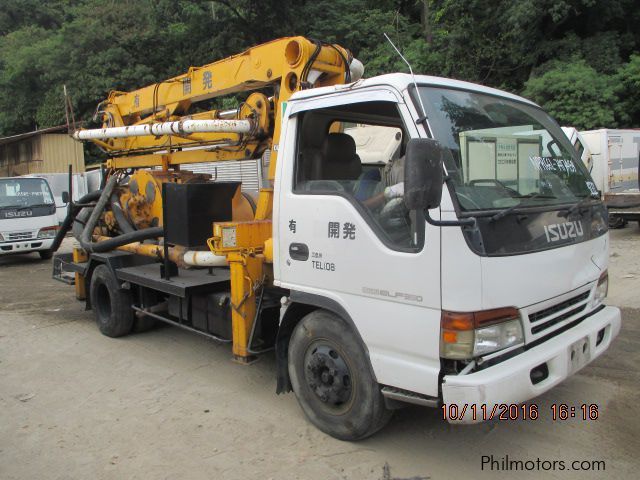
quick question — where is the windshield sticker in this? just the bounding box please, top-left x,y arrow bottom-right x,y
529,156 -> 577,174
497,141 -> 517,166
586,181 -> 599,196
15,192 -> 44,197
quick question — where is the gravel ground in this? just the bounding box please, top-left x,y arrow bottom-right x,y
0,227 -> 639,480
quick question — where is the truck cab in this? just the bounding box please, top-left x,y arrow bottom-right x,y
273,74 -> 620,432
0,176 -> 60,259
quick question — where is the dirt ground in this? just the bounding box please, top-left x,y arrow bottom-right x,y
1,226 -> 639,480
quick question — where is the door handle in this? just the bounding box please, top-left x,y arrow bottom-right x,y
289,243 -> 309,261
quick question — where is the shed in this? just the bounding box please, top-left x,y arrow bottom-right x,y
0,125 -> 85,177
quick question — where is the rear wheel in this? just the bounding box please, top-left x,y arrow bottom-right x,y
608,216 -> 627,229
288,309 -> 391,440
89,264 -> 134,337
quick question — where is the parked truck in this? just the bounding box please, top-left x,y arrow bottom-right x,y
578,129 -> 640,228
52,37 -> 620,440
26,169 -> 103,224
0,176 -> 60,259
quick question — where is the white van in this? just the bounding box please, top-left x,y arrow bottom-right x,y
0,176 -> 60,259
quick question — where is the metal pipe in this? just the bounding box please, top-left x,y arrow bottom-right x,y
94,236 -> 184,264
88,227 -> 164,253
131,305 -> 231,344
183,250 -> 228,267
73,119 -> 253,140
217,108 -> 240,119
134,301 -> 168,318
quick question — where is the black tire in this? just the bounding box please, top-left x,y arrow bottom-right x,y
89,264 -> 134,337
288,309 -> 392,440
608,216 -> 627,229
38,250 -> 53,260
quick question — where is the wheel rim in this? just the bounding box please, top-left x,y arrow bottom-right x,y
303,341 -> 354,414
95,282 -> 112,320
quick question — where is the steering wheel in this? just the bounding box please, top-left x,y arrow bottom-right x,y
379,197 -> 408,226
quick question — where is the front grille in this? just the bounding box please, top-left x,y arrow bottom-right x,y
528,291 -> 590,336
7,231 -> 34,241
531,304 -> 587,334
529,291 -> 590,323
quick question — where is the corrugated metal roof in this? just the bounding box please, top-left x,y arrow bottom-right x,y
0,125 -> 70,146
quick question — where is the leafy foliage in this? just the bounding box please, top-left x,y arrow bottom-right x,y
0,0 -> 638,144
523,60 -> 616,129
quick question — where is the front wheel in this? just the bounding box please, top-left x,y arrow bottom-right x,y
288,310 -> 391,440
38,250 -> 52,260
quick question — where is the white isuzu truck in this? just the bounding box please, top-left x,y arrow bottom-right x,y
0,176 -> 60,259
274,74 -> 620,431
54,37 -> 621,439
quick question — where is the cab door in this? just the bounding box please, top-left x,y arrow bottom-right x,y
274,88 -> 442,397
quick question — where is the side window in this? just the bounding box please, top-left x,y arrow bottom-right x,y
293,101 -> 422,250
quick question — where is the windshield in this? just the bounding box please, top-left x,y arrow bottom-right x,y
417,87 -> 599,213
0,178 -> 55,209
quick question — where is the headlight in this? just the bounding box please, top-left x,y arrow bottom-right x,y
474,319 -> 524,356
591,270 -> 608,308
441,307 -> 524,360
37,226 -> 59,239
0,232 -> 4,242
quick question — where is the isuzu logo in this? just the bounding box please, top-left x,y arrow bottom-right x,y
543,221 -> 584,243
5,210 -> 32,218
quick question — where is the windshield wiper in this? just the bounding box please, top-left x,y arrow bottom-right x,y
490,193 -> 556,222
561,195 -> 598,217
16,203 -> 54,210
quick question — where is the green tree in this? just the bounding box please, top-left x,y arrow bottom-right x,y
523,60 -> 616,129
614,54 -> 640,126
0,0 -> 639,139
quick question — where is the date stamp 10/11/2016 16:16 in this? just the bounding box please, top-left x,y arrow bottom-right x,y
441,403 -> 600,422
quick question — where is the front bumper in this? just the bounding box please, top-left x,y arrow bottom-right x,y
0,238 -> 54,255
442,305 -> 621,423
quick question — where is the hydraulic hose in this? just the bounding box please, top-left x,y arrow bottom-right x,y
109,192 -> 135,234
80,175 -> 118,252
86,227 -> 164,253
79,175 -> 164,253
53,174 -> 164,255
50,189 -> 103,253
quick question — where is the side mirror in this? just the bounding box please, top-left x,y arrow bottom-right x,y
404,138 -> 444,210
61,191 -> 70,204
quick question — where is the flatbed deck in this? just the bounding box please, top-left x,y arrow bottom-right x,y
116,263 -> 231,297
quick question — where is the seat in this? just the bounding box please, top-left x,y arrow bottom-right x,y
303,133 -> 363,193
319,133 -> 362,181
